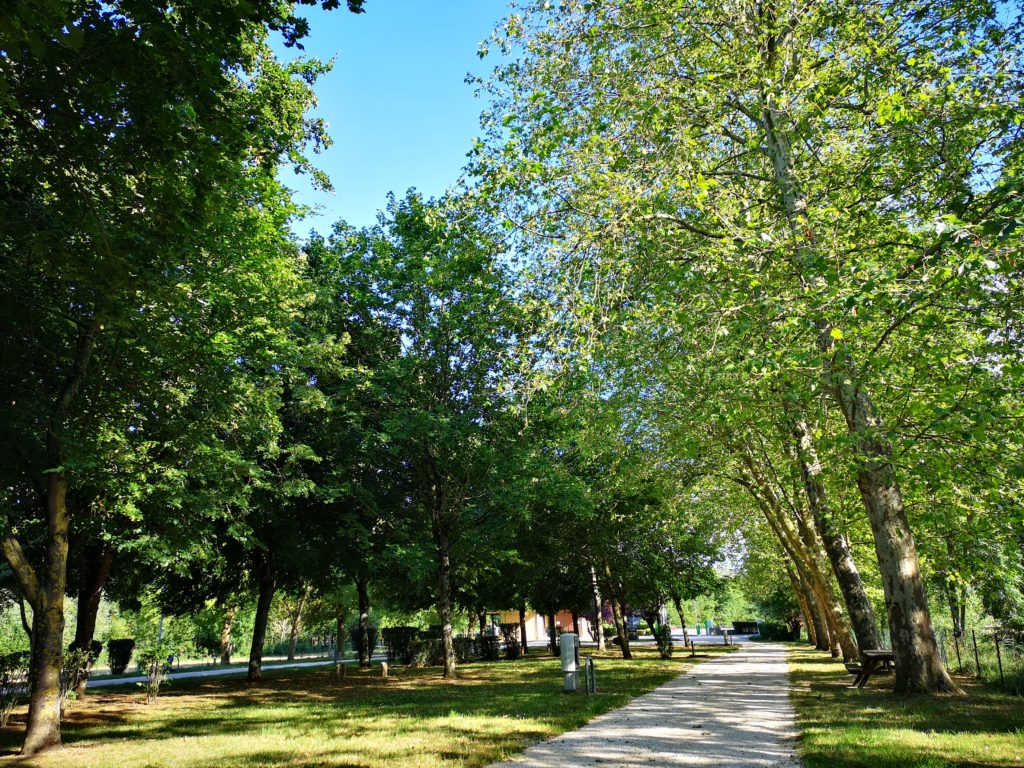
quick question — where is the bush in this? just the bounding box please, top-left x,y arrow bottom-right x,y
499,622 -> 521,660
602,624 -> 617,640
656,625 -> 673,659
480,635 -> 501,661
347,618 -> 379,661
107,638 -> 136,674
0,652 -> 28,727
382,626 -> 420,664
408,638 -> 443,667
757,620 -> 797,641
453,636 -> 479,663
136,642 -> 172,704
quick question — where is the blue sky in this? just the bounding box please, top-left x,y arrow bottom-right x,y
273,2 -> 510,237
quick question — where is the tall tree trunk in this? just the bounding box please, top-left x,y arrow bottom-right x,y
672,595 -> 689,644
609,597 -> 632,660
519,603 -> 528,653
247,569 -> 275,682
18,596 -> 32,643
356,573 -> 371,668
286,589 -> 308,662
4,473 -> 72,754
547,613 -> 558,656
3,323 -> 95,754
220,606 -> 237,664
603,560 -> 632,659
801,572 -> 831,652
736,456 -> 854,659
571,609 -> 580,635
784,561 -> 815,645
761,86 -> 954,694
71,544 -> 115,697
792,417 -> 881,652
434,535 -> 456,679
590,565 -> 606,651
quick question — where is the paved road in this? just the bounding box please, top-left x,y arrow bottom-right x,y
490,643 -> 800,768
88,656 -> 385,689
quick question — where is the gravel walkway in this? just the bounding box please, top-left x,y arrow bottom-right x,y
490,643 -> 801,768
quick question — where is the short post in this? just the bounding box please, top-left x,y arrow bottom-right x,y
994,633 -> 1005,687
561,632 -> 578,692
584,655 -> 596,694
689,638 -> 695,658
972,629 -> 982,678
381,662 -> 388,679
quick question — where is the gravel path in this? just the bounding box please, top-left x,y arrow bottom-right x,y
490,643 -> 801,768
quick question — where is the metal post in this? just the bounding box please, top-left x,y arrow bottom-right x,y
561,632 -> 579,692
994,632 -> 1005,687
584,656 -> 596,695
972,629 -> 982,678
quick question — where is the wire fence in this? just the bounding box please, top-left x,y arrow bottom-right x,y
876,625 -> 1023,694
937,627 -> 1024,695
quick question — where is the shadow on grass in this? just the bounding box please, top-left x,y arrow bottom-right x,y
0,646 -> 725,766
789,645 -> 1024,768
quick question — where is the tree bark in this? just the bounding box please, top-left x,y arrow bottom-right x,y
571,609 -> 580,635
735,454 -> 855,659
4,322 -> 96,754
519,603 -> 528,653
434,538 -> 456,678
547,613 -> 558,656
802,572 -> 831,652
792,417 -> 881,652
672,594 -> 689,645
220,606 -> 237,664
598,565 -> 630,663
286,590 -> 307,662
71,544 -> 115,696
590,565 -> 606,651
247,569 -> 275,682
784,561 -> 815,645
356,573 -> 371,668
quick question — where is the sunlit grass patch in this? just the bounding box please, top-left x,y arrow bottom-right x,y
787,645 -> 1024,768
0,645 -> 733,767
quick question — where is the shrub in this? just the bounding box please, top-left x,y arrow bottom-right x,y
107,638 -> 136,674
480,635 -> 501,661
453,636 -> 479,663
656,625 -> 673,659
408,638 -> 444,667
346,618 -> 379,661
136,642 -> 172,704
602,624 -> 617,640
0,652 -> 28,727
382,626 -> 420,664
499,622 -> 521,660
757,620 -> 797,641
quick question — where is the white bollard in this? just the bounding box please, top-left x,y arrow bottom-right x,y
561,632 -> 579,692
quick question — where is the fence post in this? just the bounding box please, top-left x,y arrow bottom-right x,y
972,629 -> 982,678
953,633 -> 963,674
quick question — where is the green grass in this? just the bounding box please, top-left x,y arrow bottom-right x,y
1,646 -> 732,767
788,645 -> 1024,768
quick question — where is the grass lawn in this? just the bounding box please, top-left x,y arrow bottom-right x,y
788,645 -> 1024,768
0,645 -> 732,767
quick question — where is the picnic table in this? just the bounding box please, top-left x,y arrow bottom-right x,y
847,649 -> 895,688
